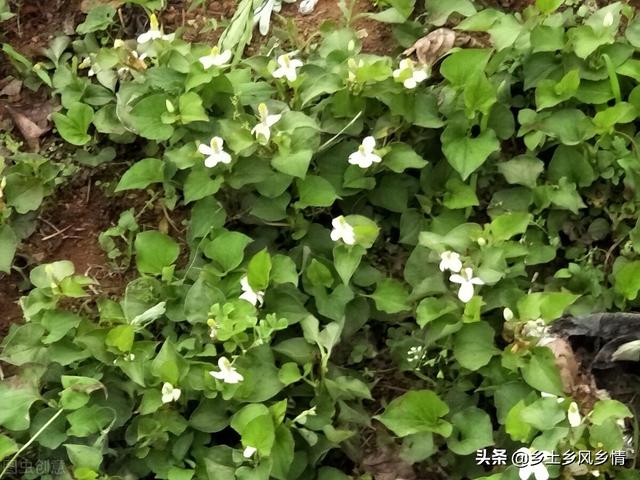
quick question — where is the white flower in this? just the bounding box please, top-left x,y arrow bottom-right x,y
199,47 -> 232,69
407,346 -> 424,363
591,471 -> 600,478
503,307 -> 514,322
541,391 -> 564,403
0,177 -> 6,200
393,58 -> 429,89
251,103 -> 281,143
568,401 -> 581,427
209,356 -> 244,384
137,14 -> 174,44
272,53 -> 303,82
239,275 -> 265,306
243,446 -> 257,458
516,448 -> 550,480
330,216 -> 356,245
299,0 -> 319,14
603,11 -> 614,27
449,267 -> 484,303
439,251 -> 462,273
348,136 -> 382,168
198,137 -> 232,168
161,382 -> 181,403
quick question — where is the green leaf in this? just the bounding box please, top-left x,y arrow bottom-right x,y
538,109 -> 596,145
0,435 -> 18,461
593,102 -> 637,131
333,244 -> 365,285
490,212 -> 531,241
442,125 -> 500,180
453,323 -> 497,371
105,324 -> 135,352
440,49 -> 492,86
370,279 -> 410,313
447,407 -> 494,455
296,175 -> 339,208
135,231 -> 179,275
614,261 -> 640,300
535,0 -> 564,14
535,69 -> 580,110
383,143 -> 427,173
204,230 -> 252,273
272,148 -> 313,178
521,348 -> 565,396
151,340 -> 181,385
443,178 -> 479,210
76,5 -> 116,34
517,292 -> 580,321
130,94 -> 174,141
183,169 -> 223,203
0,225 -> 17,273
179,92 -> 209,124
66,405 -> 113,437
498,155 -> 544,188
464,71 -> 497,115
271,426 -> 295,480
590,400 -> 632,425
426,0 -> 476,26
53,102 -> 94,146
247,249 -> 272,291
0,377 -> 40,430
64,444 -> 102,471
374,390 -> 452,437
416,298 -> 458,328
115,158 -> 164,191
231,405 -> 275,456
4,174 -> 44,214
41,310 -> 81,344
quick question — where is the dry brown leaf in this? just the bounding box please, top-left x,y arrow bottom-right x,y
403,28 -> 492,66
80,0 -> 125,13
4,104 -> 51,151
0,79 -> 22,97
362,445 -> 417,480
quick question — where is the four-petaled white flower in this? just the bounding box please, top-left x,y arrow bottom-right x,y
161,382 -> 181,403
137,14 -> 175,44
568,401 -> 581,427
449,267 -> 484,303
251,103 -> 281,143
199,47 -> 232,69
209,356 -> 244,384
330,216 -> 356,245
348,136 -> 382,169
239,275 -> 265,307
198,137 -> 232,168
516,448 -> 550,480
272,54 -> 303,82
393,58 -> 429,89
243,446 -> 257,458
439,251 -> 462,273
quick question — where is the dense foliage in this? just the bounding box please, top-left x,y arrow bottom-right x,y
3,0 -> 640,479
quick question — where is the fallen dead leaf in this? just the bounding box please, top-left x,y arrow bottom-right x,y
402,28 -> 491,66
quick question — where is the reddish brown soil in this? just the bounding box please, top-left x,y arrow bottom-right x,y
1,0 -> 81,56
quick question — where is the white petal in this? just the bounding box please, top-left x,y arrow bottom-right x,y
458,282 -> 474,303
218,151 -> 232,164
362,136 -> 376,152
470,277 -> 485,285
348,151 -> 366,167
198,144 -> 213,156
568,402 -> 581,427
272,67 -> 285,79
204,155 -> 219,168
413,70 -> 428,83
449,274 -> 464,284
404,78 -> 417,89
533,464 -> 549,480
266,113 -> 281,127
519,465 -> 533,480
368,153 -> 382,164
219,50 -> 232,64
285,68 -> 298,82
243,446 -> 257,458
199,55 -> 216,69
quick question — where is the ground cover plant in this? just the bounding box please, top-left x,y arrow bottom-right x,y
3,0 -> 640,478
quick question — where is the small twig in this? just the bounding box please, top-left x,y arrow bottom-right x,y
0,408 -> 64,480
40,225 -> 72,241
